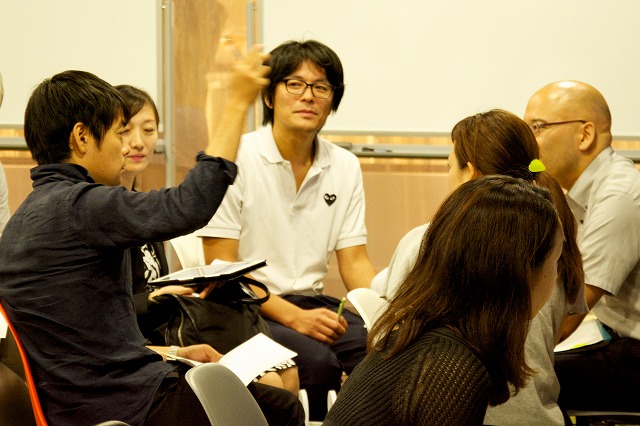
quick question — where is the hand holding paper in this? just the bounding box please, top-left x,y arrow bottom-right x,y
165,333 -> 297,386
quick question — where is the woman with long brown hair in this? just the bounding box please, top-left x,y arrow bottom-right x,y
325,174 -> 563,425
329,109 -> 586,425
377,110 -> 585,424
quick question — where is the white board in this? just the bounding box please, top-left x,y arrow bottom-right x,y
0,0 -> 161,126
262,0 -> 640,138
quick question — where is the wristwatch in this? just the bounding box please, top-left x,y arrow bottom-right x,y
168,345 -> 180,360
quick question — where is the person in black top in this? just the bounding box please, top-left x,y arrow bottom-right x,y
115,84 -> 190,341
325,175 -> 564,425
0,49 -> 303,425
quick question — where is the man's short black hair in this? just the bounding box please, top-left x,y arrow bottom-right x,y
262,40 -> 345,126
25,70 -> 130,165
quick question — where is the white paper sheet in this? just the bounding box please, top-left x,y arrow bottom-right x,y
166,334 -> 297,385
554,315 -> 610,353
219,333 -> 298,386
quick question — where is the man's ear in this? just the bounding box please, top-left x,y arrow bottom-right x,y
69,123 -> 89,156
578,121 -> 596,152
263,93 -> 273,109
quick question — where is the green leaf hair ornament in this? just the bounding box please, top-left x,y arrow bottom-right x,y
528,159 -> 546,173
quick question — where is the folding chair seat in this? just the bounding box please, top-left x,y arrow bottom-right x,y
185,363 -> 269,426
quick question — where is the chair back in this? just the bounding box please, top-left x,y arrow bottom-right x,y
567,410 -> 640,424
346,288 -> 389,329
0,303 -> 48,426
169,232 -> 206,269
185,363 -> 268,426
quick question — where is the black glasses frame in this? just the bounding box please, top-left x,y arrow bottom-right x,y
281,79 -> 336,99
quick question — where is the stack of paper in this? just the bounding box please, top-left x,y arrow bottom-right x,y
554,316 -> 612,353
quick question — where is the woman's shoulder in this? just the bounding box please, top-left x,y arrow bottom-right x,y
417,327 -> 487,372
394,327 -> 491,424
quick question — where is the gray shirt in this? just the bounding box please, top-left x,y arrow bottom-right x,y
568,147 -> 640,338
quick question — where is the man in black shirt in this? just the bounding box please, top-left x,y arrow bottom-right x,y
0,50 -> 303,425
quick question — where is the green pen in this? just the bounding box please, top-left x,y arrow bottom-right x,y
336,297 -> 346,321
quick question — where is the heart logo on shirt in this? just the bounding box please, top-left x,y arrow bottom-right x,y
324,194 -> 337,206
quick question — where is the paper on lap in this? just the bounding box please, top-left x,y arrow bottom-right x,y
219,333 -> 297,385
554,315 -> 612,353
170,333 -> 297,386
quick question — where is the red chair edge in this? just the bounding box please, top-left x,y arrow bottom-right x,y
0,302 -> 48,426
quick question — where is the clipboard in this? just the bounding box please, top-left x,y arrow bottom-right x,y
149,259 -> 267,286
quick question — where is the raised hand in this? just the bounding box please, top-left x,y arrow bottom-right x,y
226,44 -> 270,106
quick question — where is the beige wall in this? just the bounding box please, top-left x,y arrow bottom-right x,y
323,159 -> 450,299
0,147 -> 33,215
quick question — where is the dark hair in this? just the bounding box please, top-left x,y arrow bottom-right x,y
262,40 -> 345,126
451,109 -> 583,304
24,70 -> 130,165
370,175 -> 560,406
115,85 -> 160,124
452,109 -> 537,180
536,172 -> 583,305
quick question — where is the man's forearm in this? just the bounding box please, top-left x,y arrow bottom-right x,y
260,293 -> 300,327
557,283 -> 609,343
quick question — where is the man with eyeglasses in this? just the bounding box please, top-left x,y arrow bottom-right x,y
197,39 -> 376,421
524,81 -> 640,414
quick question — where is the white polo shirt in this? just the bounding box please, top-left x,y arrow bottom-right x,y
197,126 -> 368,296
567,147 -> 640,339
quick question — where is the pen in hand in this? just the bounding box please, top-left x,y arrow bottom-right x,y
336,297 -> 346,322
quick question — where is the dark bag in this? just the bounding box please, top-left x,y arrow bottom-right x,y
153,276 -> 272,354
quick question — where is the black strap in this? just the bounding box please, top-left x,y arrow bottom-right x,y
213,276 -> 270,305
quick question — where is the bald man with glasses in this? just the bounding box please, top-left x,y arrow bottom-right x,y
524,81 -> 640,414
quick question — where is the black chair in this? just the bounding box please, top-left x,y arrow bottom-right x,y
568,410 -> 640,426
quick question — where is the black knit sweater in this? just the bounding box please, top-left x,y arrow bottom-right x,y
324,327 -> 491,425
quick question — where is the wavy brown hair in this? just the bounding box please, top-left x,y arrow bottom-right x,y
370,176 -> 560,406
